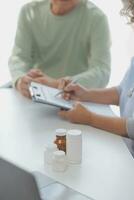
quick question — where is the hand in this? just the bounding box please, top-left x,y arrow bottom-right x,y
34,75 -> 59,88
58,102 -> 93,124
27,69 -> 58,88
16,69 -> 44,98
28,69 -> 59,88
16,75 -> 33,98
62,83 -> 89,101
58,76 -> 72,90
27,69 -> 44,78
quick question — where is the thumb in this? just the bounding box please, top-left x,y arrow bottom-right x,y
65,83 -> 77,92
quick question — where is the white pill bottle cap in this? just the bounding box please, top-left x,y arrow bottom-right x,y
66,129 -> 82,164
53,150 -> 65,159
55,128 -> 66,136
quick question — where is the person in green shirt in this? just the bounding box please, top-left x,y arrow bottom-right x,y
9,0 -> 111,98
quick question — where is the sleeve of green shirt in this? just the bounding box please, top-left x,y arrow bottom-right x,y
73,14 -> 111,88
8,5 -> 34,87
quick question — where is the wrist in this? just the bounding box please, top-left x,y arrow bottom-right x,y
84,89 -> 91,101
50,78 -> 59,88
38,76 -> 59,88
87,111 -> 97,126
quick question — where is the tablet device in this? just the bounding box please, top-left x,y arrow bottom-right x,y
29,82 -> 73,110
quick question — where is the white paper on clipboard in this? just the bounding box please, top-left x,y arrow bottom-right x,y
29,82 -> 73,110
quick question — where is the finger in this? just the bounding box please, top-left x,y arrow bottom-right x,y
63,92 -> 71,100
28,69 -> 43,74
58,79 -> 67,90
23,77 -> 33,89
34,77 -> 47,84
20,83 -> 31,91
58,76 -> 72,90
63,92 -> 78,101
18,76 -> 33,92
22,76 -> 33,84
22,89 -> 31,98
63,90 -> 80,101
29,69 -> 44,76
27,69 -> 44,78
64,83 -> 77,92
19,85 -> 31,98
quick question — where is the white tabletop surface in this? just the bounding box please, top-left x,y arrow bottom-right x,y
0,89 -> 134,200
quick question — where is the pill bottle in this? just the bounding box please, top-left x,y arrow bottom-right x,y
66,129 -> 82,164
54,129 -> 66,153
52,150 -> 67,172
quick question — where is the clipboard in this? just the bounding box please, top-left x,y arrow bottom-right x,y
29,82 -> 73,110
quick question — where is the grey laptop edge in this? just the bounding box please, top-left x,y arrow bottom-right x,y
0,158 -> 93,200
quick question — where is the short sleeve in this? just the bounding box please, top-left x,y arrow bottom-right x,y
126,118 -> 134,140
117,57 -> 134,94
116,85 -> 122,96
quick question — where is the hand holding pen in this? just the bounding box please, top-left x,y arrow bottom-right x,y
56,78 -> 78,98
56,80 -> 89,102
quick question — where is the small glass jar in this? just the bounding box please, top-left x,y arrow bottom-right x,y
54,129 -> 66,153
52,150 -> 67,172
44,143 -> 58,165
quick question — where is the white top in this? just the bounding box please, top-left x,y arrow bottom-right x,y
67,129 -> 82,136
117,57 -> 134,139
116,57 -> 134,156
53,150 -> 65,160
55,128 -> 66,136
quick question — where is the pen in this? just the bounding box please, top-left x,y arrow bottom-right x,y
55,79 -> 78,97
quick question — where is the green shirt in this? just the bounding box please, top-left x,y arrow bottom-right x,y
9,0 -> 111,88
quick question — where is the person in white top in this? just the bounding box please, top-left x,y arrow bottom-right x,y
58,0 -> 134,156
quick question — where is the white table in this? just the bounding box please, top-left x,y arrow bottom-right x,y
0,89 -> 134,200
